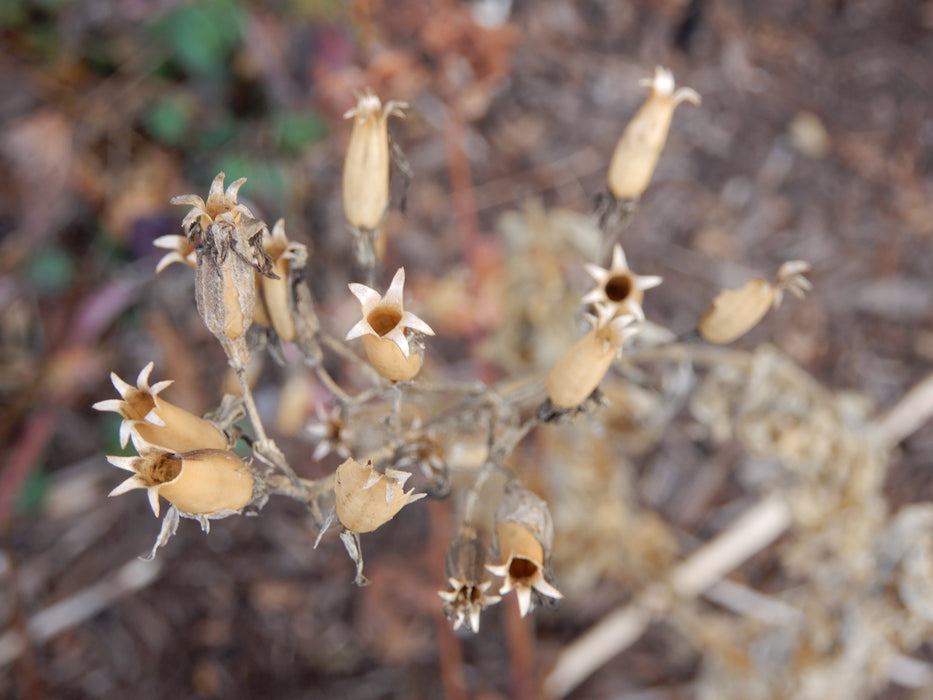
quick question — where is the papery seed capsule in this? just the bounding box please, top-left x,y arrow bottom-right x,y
93,362 -> 228,453
546,308 -> 640,409
334,458 -> 425,533
607,66 -> 700,201
486,481 -> 562,618
699,278 -> 777,344
342,90 -> 407,232
108,434 -> 254,517
546,328 -> 616,409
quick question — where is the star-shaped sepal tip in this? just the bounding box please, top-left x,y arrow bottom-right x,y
170,172 -> 255,237
438,578 -> 501,632
345,267 -> 434,357
581,244 -> 662,321
106,434 -> 177,517
92,362 -> 174,448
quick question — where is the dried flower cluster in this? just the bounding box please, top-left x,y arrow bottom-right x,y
96,69 -> 830,647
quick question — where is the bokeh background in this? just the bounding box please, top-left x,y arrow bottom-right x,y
2,0 -> 933,698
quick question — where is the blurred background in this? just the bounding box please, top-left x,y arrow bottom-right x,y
2,0 -> 933,697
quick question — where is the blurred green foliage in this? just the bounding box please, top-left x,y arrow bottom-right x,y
148,0 -> 244,78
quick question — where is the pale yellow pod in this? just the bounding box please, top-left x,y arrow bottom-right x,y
699,278 -> 777,344
157,449 -> 254,515
108,436 -> 253,517
607,67 -> 700,200
261,256 -> 296,342
546,329 -> 615,409
132,401 -> 228,454
496,520 -> 545,569
342,92 -> 407,232
334,458 -> 425,533
361,334 -> 423,382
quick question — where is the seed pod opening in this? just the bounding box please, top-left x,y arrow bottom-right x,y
93,362 -> 228,453
582,243 -> 663,321
438,530 -> 501,632
345,267 -> 435,382
607,66 -> 700,201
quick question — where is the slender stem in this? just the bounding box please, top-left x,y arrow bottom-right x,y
313,364 -> 352,404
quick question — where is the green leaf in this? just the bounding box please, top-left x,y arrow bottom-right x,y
28,247 -> 75,297
143,96 -> 191,146
274,112 -> 327,154
149,0 -> 244,77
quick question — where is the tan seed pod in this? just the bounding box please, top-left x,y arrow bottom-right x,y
607,66 -> 700,201
438,529 -> 501,632
486,482 -> 562,617
699,278 -> 777,344
345,267 -> 435,382
342,90 -> 407,232
334,458 -> 426,533
361,334 -> 423,382
93,362 -> 228,453
108,434 -> 254,517
546,306 -> 640,409
255,219 -> 307,342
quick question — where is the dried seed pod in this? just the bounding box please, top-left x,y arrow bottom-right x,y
93,362 -> 228,452
107,433 -> 254,517
582,243 -> 662,320
257,219 -> 306,342
342,90 -> 407,232
486,481 -> 562,617
334,458 -> 426,533
698,278 -> 777,344
438,529 -> 501,632
607,66 -> 700,201
546,306 -> 640,409
172,174 -> 276,367
345,267 -> 435,382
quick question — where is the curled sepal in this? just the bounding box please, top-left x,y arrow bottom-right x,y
581,243 -> 662,321
486,482 -> 562,617
339,529 -> 370,586
170,171 -> 255,241
545,306 -> 640,409
93,362 -> 229,452
607,66 -> 701,201
107,433 -> 255,518
345,267 -> 435,381
774,260 -> 812,307
342,89 -> 408,232
140,505 -> 180,561
334,458 -> 426,533
438,530 -> 501,632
